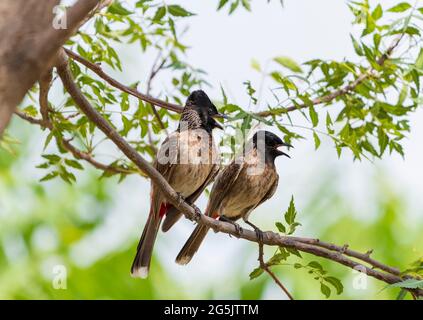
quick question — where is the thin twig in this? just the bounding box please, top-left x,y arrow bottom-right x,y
14,111 -> 134,175
258,242 -> 294,300
256,35 -> 404,117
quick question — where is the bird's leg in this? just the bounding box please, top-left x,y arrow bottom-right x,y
244,220 -> 264,244
219,216 -> 243,237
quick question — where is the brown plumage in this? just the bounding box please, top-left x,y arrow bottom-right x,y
131,90 -> 225,278
176,130 -> 291,265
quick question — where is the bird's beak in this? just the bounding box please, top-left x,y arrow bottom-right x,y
275,142 -> 293,158
211,112 -> 228,130
213,112 -> 228,120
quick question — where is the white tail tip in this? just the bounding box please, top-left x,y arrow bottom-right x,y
131,267 -> 149,279
176,256 -> 191,265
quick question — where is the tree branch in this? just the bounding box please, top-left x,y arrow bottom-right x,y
64,34 -> 403,122
14,111 -> 134,175
64,48 -> 184,113
0,0 -> 100,135
255,36 -> 403,117
54,48 -> 422,298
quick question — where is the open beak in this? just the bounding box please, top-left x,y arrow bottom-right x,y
212,112 -> 228,130
213,112 -> 228,120
276,142 -> 293,158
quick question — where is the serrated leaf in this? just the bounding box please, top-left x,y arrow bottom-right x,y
274,56 -> 303,73
388,279 -> 423,289
284,196 -> 297,225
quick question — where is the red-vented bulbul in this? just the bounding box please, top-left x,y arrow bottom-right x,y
131,90 -> 225,278
176,130 -> 291,265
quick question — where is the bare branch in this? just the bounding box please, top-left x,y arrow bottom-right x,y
54,48 -> 422,298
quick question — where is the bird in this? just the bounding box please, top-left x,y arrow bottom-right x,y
131,90 -> 226,278
175,130 -> 291,265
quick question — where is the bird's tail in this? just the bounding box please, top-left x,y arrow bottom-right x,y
176,224 -> 210,265
161,206 -> 182,232
131,209 -> 162,278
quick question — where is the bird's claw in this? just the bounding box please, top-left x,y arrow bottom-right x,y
255,228 -> 264,244
234,223 -> 243,238
176,192 -> 185,205
191,203 -> 202,222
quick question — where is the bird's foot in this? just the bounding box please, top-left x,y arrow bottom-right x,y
176,192 -> 185,204
245,220 -> 264,244
219,216 -> 243,238
191,203 -> 202,222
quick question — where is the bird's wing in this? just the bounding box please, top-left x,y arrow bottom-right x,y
161,163 -> 220,232
150,132 -> 180,214
254,173 -> 279,209
205,160 -> 244,217
154,131 -> 180,180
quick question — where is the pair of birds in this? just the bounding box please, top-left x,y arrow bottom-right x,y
131,90 -> 291,278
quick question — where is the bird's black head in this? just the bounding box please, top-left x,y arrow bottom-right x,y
252,130 -> 292,161
182,90 -> 227,132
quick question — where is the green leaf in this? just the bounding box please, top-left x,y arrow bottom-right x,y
217,0 -> 229,10
313,132 -> 321,150
108,2 -> 132,15
153,6 -> 166,21
286,247 -> 302,258
65,159 -> 84,170
249,267 -> 264,280
415,48 -> 423,70
388,3 -> 412,13
42,154 -> 61,164
167,5 -> 195,17
324,276 -> 344,295
309,106 -> 318,127
22,105 -> 38,117
308,261 -> 323,271
40,171 -> 59,182
284,196 -> 297,225
388,279 -> 423,289
350,35 -> 363,56
320,283 -> 331,298
275,222 -> 286,233
371,4 -> 383,20
274,56 -> 303,73
251,58 -> 261,72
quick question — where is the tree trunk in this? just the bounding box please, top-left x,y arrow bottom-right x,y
0,0 -> 99,135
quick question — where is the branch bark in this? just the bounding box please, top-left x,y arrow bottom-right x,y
0,0 -> 100,135
54,48 -> 422,298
